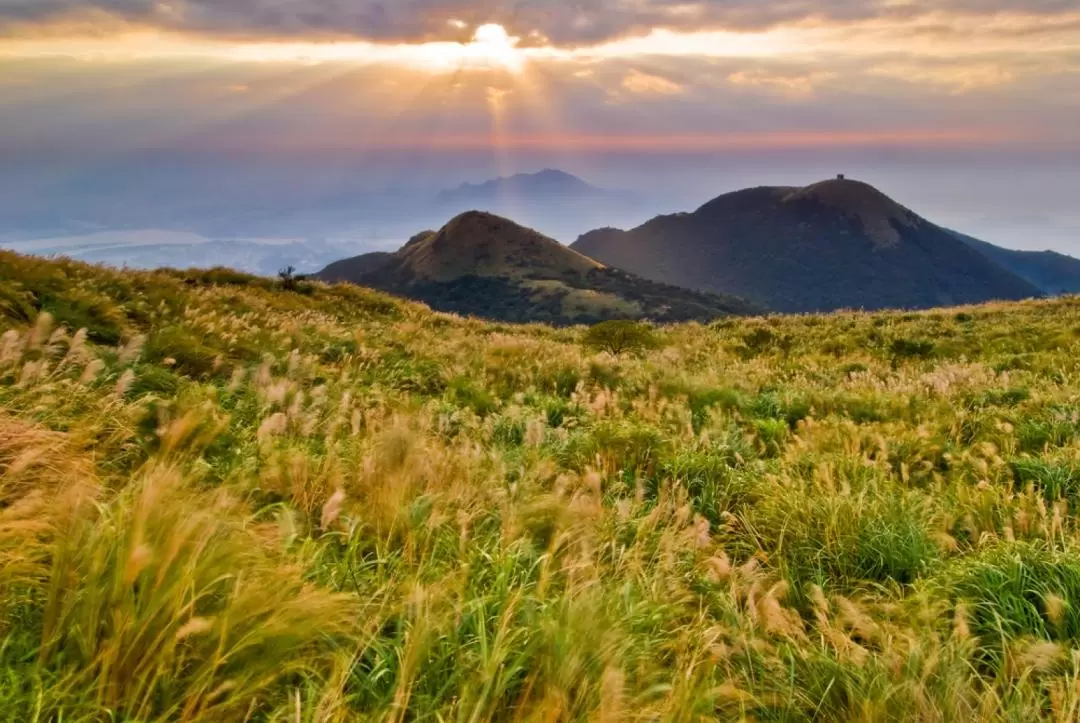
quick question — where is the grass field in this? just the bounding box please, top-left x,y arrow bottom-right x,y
3,249 -> 1080,721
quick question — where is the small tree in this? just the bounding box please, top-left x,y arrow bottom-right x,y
583,320 -> 659,356
278,266 -> 310,293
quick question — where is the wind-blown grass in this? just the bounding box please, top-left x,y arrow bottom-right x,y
3,249 -> 1080,720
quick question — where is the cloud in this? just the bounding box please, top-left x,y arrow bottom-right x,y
3,51 -> 1075,157
727,69 -> 834,96
621,69 -> 684,95
1,0 -> 1078,45
867,61 -> 1016,93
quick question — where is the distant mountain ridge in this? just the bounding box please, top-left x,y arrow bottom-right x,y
573,178 -> 1043,313
433,169 -> 642,242
437,169 -> 601,204
950,231 -> 1080,296
317,211 -> 759,324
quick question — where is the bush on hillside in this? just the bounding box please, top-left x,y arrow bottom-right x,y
43,288 -> 128,345
0,282 -> 36,323
582,320 -> 659,356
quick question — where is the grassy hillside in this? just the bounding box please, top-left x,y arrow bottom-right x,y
318,212 -> 760,325
572,179 -> 1042,313
4,250 -> 1080,720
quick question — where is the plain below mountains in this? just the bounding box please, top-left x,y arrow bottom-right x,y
573,178 -> 1050,314
317,211 -> 760,324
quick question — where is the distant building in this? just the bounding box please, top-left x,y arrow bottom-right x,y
837,174 -> 846,181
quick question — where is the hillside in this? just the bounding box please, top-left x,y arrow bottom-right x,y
952,230 -> 1080,295
573,178 -> 1043,313
317,211 -> 760,324
4,249 -> 1080,720
316,249 -> 393,281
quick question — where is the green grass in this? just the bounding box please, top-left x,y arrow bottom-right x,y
3,250 -> 1080,720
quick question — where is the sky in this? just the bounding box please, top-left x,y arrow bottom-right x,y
1,0 -> 1078,254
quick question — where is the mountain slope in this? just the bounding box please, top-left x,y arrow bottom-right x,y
317,211 -> 760,324
573,178 -> 1042,313
318,250 -> 393,282
950,230 -> 1080,296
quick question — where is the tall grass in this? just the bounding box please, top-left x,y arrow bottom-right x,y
3,251 -> 1080,719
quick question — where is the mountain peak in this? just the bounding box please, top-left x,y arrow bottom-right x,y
401,210 -> 601,282
572,178 -> 1041,313
444,209 -> 503,228
533,168 -> 580,180
782,177 -> 918,248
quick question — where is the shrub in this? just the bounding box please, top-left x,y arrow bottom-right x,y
44,288 -> 128,345
739,327 -> 792,357
889,337 -> 935,361
449,377 -> 498,417
180,266 -> 265,288
127,365 -> 183,398
277,265 -> 309,293
0,282 -> 37,323
582,320 -> 659,356
143,327 -> 221,378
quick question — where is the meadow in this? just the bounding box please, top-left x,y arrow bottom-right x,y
3,249 -> 1080,721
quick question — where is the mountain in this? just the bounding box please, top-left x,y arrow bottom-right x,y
572,177 -> 1043,313
317,250 -> 394,282
950,231 -> 1080,296
316,211 -> 760,324
433,170 -> 645,242
437,169 -> 601,205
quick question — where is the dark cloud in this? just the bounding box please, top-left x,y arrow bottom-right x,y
0,0 -> 1075,44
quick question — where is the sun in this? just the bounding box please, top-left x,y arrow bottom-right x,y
454,24 -> 525,73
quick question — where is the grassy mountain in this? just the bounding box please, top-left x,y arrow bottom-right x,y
573,177 -> 1042,313
317,249 -> 394,281
5,248 -> 1080,720
317,210 -> 760,324
951,230 -> 1080,296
